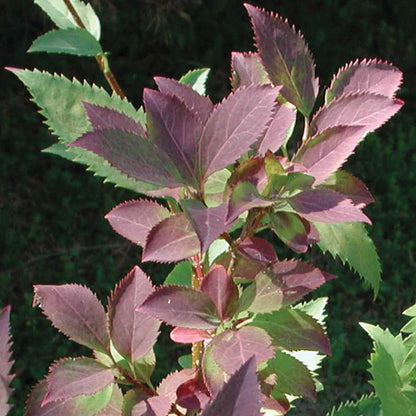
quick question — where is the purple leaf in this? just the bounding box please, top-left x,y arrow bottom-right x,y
201,357 -> 262,416
227,157 -> 268,193
252,308 -> 331,354
157,369 -> 195,404
82,102 -> 146,137
202,345 -> 228,397
288,189 -> 371,224
108,266 -> 160,362
42,358 -> 114,405
176,378 -> 210,410
0,306 -> 13,416
154,77 -> 213,123
237,237 -> 277,265
319,170 -> 374,208
198,84 -> 279,179
265,260 -> 336,306
105,199 -> 170,247
200,265 -> 239,321
269,212 -> 320,253
170,327 -> 211,344
325,59 -> 402,104
293,126 -> 367,184
245,3 -> 319,116
33,284 -> 110,353
142,213 -> 200,263
257,103 -> 296,155
144,88 -> 202,187
138,286 -> 220,329
311,94 -> 403,135
131,395 -> 171,416
231,52 -> 270,89
70,129 -> 183,188
181,200 -> 231,253
211,327 -> 274,375
261,394 -> 290,415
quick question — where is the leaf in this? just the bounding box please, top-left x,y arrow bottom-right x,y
0,306 -> 13,416
256,103 -> 297,155
7,69 -> 155,193
198,84 -> 279,179
311,93 -> 403,135
288,189 -> 371,224
203,168 -> 231,208
139,286 -> 220,329
105,199 -> 170,247
29,28 -> 102,56
42,358 -> 114,405
245,4 -> 319,116
314,222 -> 381,294
178,354 -> 192,369
231,52 -> 270,89
33,284 -> 110,353
200,357 -> 261,416
179,68 -> 211,96
34,0 -> 101,40
326,394 -> 382,416
142,213 -> 200,263
154,77 -> 213,123
95,385 -> 123,416
176,379 -> 210,410
251,308 -> 331,354
237,237 -> 277,265
201,345 -> 228,397
131,395 -> 171,416
325,59 -> 402,104
200,265 -> 239,320
157,369 -> 195,404
293,126 -> 367,185
164,261 -> 192,287
211,327 -> 274,375
108,266 -> 160,362
170,328 -> 211,344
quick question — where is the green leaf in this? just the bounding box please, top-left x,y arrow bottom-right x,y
179,68 -> 210,96
34,0 -> 101,40
178,354 -> 192,369
326,394 -> 382,416
295,297 -> 328,327
164,261 -> 192,287
404,303 -> 416,317
29,28 -> 102,56
133,349 -> 156,386
314,222 -> 381,294
9,68 -> 156,193
203,168 -> 231,207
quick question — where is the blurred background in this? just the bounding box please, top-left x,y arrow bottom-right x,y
1,0 -> 416,414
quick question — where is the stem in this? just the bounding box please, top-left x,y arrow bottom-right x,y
62,0 -> 125,99
302,115 -> 310,142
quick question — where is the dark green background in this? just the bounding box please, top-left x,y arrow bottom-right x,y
1,0 -> 416,414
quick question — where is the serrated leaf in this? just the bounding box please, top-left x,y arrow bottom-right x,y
315,222 -> 381,293
288,189 -> 371,224
326,59 -> 402,104
0,306 -> 13,416
179,68 -> 211,96
96,385 -> 123,416
139,286 -> 220,329
326,394 -> 381,416
42,358 -> 114,405
142,213 -> 200,263
33,284 -> 110,353
201,357 -> 261,416
201,345 -> 227,397
34,0 -> 101,40
29,28 -> 102,56
157,369 -> 194,404
131,395 -> 171,416
404,303 -> 416,317
294,126 -> 367,185
105,200 -> 170,247
108,266 -> 160,362
231,52 -> 270,89
251,308 -> 331,354
211,327 -> 274,375
311,93 -> 403,135
198,85 -> 279,179
245,4 -> 318,116
164,261 -> 192,287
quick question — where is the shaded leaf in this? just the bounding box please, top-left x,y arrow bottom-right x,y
245,4 -> 318,115
231,52 -> 270,89
29,28 -> 102,56
139,286 -> 220,329
0,306 -> 13,416
170,328 -> 211,344
179,68 -> 211,96
33,284 -> 109,353
142,213 -> 200,263
178,355 -> 192,369
176,379 -> 210,410
326,393 -> 381,416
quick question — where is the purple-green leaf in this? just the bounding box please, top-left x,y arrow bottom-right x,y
200,357 -> 261,416
108,266 -> 160,362
131,395 -> 171,416
211,327 -> 273,375
288,189 -> 371,224
138,286 -> 220,329
105,199 -> 170,247
0,306 -> 13,416
33,284 -> 110,353
231,52 -> 270,89
142,213 -> 200,263
42,358 -> 114,405
198,84 -> 279,179
157,369 -> 195,404
293,126 -> 367,184
201,345 -> 228,397
325,59 -> 402,104
245,3 -> 319,116
154,77 -> 213,123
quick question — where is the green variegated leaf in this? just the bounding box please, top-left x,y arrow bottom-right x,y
179,68 -> 211,96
